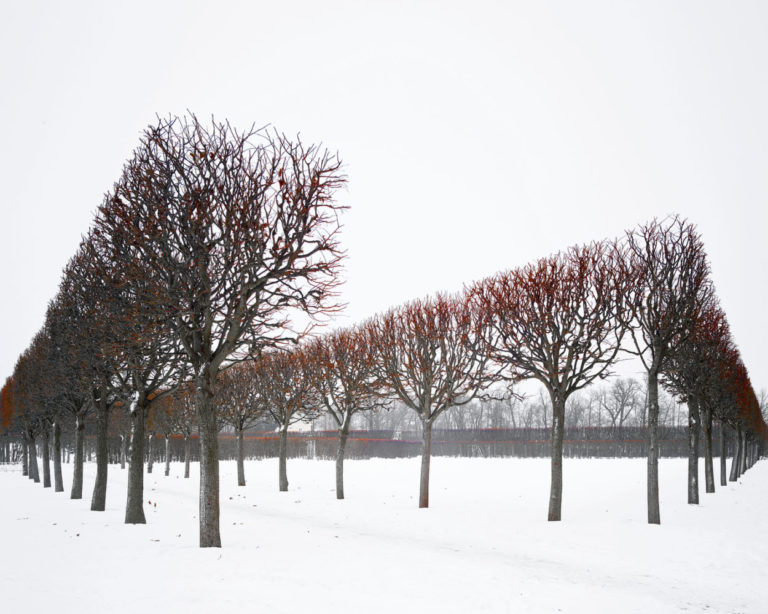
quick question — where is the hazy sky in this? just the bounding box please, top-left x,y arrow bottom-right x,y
1,1 -> 766,391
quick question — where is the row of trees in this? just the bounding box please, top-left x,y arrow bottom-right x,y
1,115 -> 346,546
3,375 -> 748,465
1,112 -> 765,547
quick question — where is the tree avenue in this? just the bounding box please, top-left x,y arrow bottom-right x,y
0,109 -> 765,553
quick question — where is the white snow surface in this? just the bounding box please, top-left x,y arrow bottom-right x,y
1,457 -> 766,613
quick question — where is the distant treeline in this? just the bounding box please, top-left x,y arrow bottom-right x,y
0,424 -> 728,466
222,425 -> 728,461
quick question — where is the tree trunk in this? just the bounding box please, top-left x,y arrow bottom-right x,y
687,398 -> 699,505
41,429 -> 51,488
164,435 -> 171,477
147,434 -> 154,473
548,393 -> 566,521
739,429 -> 747,475
53,420 -> 64,492
419,418 -> 433,508
735,427 -> 744,478
120,434 -> 127,470
184,435 -> 191,479
196,368 -> 221,548
336,417 -> 351,500
236,427 -> 245,486
702,406 -> 714,493
646,369 -> 661,524
71,415 -> 85,499
729,424 -> 741,482
29,434 -> 40,483
279,424 -> 289,492
744,440 -> 750,469
125,402 -> 147,524
21,433 -> 28,477
91,399 -> 109,511
719,423 -> 727,487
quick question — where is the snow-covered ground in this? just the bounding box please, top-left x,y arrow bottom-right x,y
1,456 -> 765,613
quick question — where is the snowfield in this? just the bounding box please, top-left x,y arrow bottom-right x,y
1,457 -> 766,613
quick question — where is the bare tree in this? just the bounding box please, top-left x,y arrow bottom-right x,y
217,363 -> 266,486
43,296 -> 92,500
165,384 -> 198,479
89,216 -> 187,523
56,238 -> 130,512
303,327 -> 388,499
663,301 -> 734,502
472,240 -> 628,521
95,114 -> 346,546
600,379 -> 641,429
253,351 -> 317,492
366,292 -> 501,508
619,216 -> 712,524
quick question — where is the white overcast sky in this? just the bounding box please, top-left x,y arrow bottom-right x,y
1,1 -> 766,392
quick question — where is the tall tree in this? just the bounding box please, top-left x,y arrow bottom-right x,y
89,215 -> 186,523
95,114 -> 346,546
58,238 -> 127,512
619,216 -> 712,524
43,296 -> 92,500
662,301 -> 734,501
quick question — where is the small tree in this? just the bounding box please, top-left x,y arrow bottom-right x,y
151,393 -> 184,477
217,363 -> 266,486
600,379 -> 641,429
253,351 -> 317,492
302,327 -> 388,499
366,292 -> 500,508
157,384 -> 198,479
